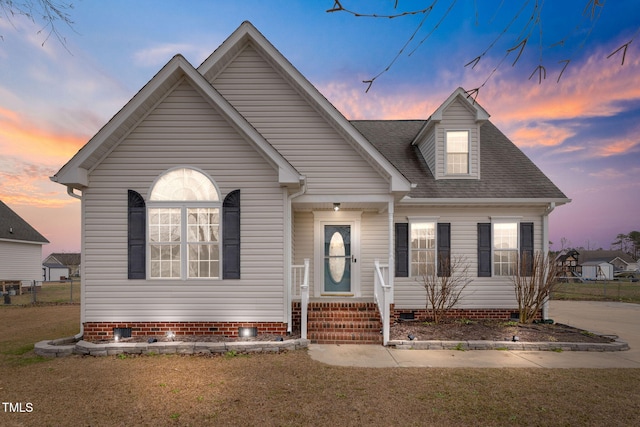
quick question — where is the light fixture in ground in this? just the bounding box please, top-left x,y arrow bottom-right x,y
239,327 -> 258,338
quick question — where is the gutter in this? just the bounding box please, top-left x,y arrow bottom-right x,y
64,184 -> 84,339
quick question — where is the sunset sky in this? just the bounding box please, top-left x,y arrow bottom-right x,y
1,0 -> 638,257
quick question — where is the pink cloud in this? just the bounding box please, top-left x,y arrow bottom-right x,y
0,107 -> 87,164
320,36 -> 640,159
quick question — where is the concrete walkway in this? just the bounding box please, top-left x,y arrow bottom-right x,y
308,301 -> 640,368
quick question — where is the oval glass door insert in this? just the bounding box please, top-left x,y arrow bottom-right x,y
329,231 -> 346,282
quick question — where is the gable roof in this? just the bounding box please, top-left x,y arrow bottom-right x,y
46,253 -> 81,266
412,87 -> 490,144
351,120 -> 569,203
579,250 -> 637,264
198,21 -> 411,194
52,53 -> 303,189
0,201 -> 49,244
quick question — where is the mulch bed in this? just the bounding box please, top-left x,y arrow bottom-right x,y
390,319 -> 616,343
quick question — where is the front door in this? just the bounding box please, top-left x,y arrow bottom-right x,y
324,225 -> 352,293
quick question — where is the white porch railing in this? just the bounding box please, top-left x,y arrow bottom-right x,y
291,259 -> 310,340
374,260 -> 392,345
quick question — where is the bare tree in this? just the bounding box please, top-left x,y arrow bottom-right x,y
327,0 -> 639,94
511,251 -> 559,324
419,254 -> 472,324
0,0 -> 74,46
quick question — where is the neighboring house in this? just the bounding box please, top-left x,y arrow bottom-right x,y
0,201 -> 49,285
578,250 -> 638,273
581,261 -> 613,280
555,249 -> 580,277
43,253 -> 81,277
43,262 -> 70,281
51,22 -> 570,344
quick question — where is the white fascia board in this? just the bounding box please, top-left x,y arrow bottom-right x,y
0,238 -> 47,246
50,166 -> 88,188
399,197 -> 571,206
294,194 -> 394,204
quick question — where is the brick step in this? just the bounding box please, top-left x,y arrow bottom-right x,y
305,302 -> 384,344
307,321 -> 382,331
308,330 -> 383,345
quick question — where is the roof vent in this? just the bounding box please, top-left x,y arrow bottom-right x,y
9,227 -> 13,234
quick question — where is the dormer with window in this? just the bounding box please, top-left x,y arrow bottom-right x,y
412,87 -> 489,180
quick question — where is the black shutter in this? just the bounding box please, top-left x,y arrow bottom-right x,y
437,223 -> 451,277
477,223 -> 492,277
520,222 -> 534,276
128,190 -> 146,279
222,190 -> 241,279
395,223 -> 409,277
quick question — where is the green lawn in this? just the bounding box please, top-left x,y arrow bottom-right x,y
4,280 -> 80,305
552,278 -> 640,303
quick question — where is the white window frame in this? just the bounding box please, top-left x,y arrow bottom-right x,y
408,217 -> 438,278
445,130 -> 470,175
491,217 -> 520,277
147,167 -> 222,280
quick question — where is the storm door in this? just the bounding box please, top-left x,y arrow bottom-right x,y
323,225 -> 352,293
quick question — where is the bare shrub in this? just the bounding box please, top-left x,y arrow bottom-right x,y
511,251 -> 559,323
419,254 -> 472,324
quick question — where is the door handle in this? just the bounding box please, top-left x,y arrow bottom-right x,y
352,255 -> 356,263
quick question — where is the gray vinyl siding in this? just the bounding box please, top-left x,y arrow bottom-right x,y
210,44 -> 389,195
83,79 -> 286,323
417,130 -> 436,176
393,206 -> 545,310
0,241 -> 43,282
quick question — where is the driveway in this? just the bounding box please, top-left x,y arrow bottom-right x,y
308,300 -> 640,368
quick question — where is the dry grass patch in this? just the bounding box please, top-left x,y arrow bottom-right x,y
1,305 -> 640,426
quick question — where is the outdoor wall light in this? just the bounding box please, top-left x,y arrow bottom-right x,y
239,327 -> 258,338
333,203 -> 340,211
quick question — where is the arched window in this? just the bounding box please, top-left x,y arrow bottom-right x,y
148,168 -> 221,279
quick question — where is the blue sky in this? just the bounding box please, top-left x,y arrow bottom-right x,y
1,0 -> 639,255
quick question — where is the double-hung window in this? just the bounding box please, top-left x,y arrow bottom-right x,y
395,221 -> 451,278
493,222 -> 518,276
148,168 -> 221,279
477,221 -> 534,277
410,222 -> 436,277
446,130 -> 469,175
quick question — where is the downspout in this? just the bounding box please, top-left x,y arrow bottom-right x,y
387,199 -> 394,302
285,178 -> 307,333
66,186 -> 84,340
542,202 -> 556,320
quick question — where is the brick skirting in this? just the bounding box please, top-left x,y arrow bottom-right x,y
83,321 -> 288,343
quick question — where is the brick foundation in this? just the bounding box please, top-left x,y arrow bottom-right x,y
83,321 -> 288,343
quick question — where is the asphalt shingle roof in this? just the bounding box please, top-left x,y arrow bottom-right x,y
350,120 -> 568,200
0,201 -> 49,244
